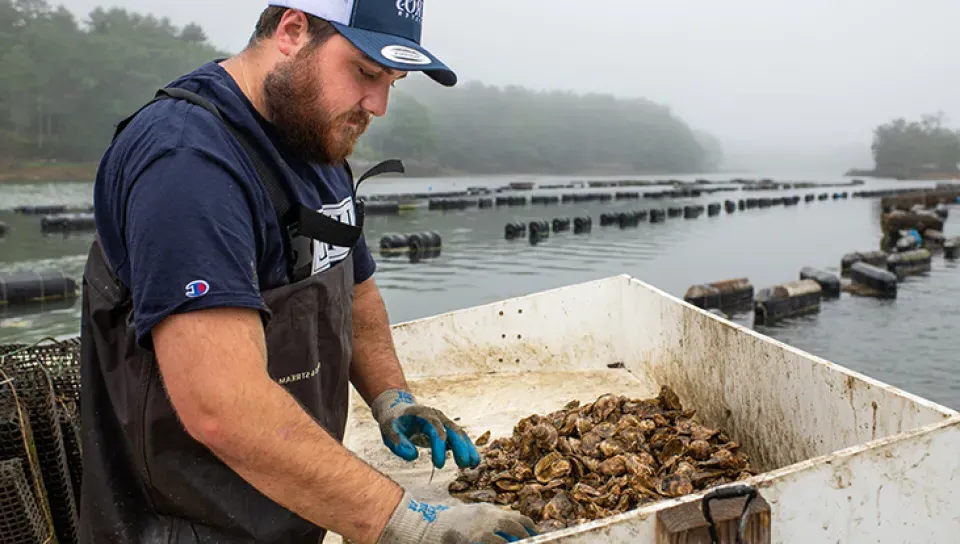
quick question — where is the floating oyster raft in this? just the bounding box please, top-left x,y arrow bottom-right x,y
448,386 -> 755,534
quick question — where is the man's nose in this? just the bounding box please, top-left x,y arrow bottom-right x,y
360,84 -> 390,118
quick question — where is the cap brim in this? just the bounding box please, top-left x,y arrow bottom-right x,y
329,21 -> 456,87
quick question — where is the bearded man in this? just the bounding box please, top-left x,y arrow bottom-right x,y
78,2 -> 536,543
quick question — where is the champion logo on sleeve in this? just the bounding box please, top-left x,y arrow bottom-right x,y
185,280 -> 210,298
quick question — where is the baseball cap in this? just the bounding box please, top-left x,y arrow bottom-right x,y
267,1 -> 456,86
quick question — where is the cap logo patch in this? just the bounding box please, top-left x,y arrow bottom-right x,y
185,280 -> 210,298
381,45 -> 431,65
396,0 -> 423,22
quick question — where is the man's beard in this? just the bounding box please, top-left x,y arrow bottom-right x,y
262,47 -> 370,165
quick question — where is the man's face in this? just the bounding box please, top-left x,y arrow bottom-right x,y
262,33 -> 406,165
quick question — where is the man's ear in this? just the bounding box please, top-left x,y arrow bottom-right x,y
275,9 -> 310,57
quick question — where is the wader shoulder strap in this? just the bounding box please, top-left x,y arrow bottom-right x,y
116,87 -> 404,251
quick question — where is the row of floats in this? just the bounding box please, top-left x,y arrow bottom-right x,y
424,190 -> 853,213
359,177 -> 869,205
502,195 -> 847,242
0,204 -> 97,237
684,197 -> 958,326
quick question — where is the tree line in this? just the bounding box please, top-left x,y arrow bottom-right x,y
870,112 -> 960,176
0,0 -> 721,175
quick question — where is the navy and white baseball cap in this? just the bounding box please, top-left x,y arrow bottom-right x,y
268,0 -> 456,86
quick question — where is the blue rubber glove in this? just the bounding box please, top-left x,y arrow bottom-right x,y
371,389 -> 481,469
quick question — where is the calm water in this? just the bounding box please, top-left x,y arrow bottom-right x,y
1,172 -> 958,410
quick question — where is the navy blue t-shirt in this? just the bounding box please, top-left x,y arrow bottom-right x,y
94,60 -> 377,349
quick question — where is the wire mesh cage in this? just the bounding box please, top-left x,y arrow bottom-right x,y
0,458 -> 54,543
0,338 -> 82,544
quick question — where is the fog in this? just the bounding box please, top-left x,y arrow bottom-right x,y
47,0 -> 960,171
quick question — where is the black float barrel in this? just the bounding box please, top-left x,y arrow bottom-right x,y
754,279 -> 822,325
40,213 -> 96,233
573,216 -> 592,234
849,262 -> 897,299
799,267 -> 840,297
944,237 -> 960,259
379,233 -> 410,254
0,271 -> 79,305
14,204 -> 67,215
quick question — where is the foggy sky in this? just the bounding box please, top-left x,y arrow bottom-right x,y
57,0 -> 960,170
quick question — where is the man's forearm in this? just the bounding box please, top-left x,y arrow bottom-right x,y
202,374 -> 403,543
154,308 -> 403,544
351,278 -> 409,404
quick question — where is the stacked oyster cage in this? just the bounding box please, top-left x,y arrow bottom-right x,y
0,338 -> 82,544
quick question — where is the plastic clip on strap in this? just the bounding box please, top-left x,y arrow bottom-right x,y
701,483 -> 758,544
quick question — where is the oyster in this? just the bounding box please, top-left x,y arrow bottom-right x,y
534,452 -> 571,483
448,386 -> 757,536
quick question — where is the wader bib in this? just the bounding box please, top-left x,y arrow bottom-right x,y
78,88 -> 402,543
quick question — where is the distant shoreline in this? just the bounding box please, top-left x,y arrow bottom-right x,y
0,159 -> 730,183
844,167 -> 960,181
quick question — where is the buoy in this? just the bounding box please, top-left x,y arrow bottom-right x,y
14,204 -> 67,215
754,279 -> 822,325
40,213 -> 96,233
504,222 -> 526,240
944,237 -> 960,259
799,267 -> 840,298
841,250 -> 888,275
617,212 -> 640,229
683,205 -> 704,219
846,262 -> 897,299
407,231 -> 442,260
0,271 -> 79,305
528,220 -> 550,238
552,218 -> 571,232
707,203 -> 721,216
684,278 -> 754,313
573,216 -> 592,234
887,249 -> 931,278
379,233 -> 411,254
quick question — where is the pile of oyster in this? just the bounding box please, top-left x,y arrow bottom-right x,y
448,386 -> 755,533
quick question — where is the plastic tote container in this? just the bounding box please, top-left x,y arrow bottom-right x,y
326,274 -> 959,543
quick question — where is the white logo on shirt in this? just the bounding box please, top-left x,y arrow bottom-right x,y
311,196 -> 356,275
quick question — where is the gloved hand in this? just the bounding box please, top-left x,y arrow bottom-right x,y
378,491 -> 537,544
371,388 -> 481,469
